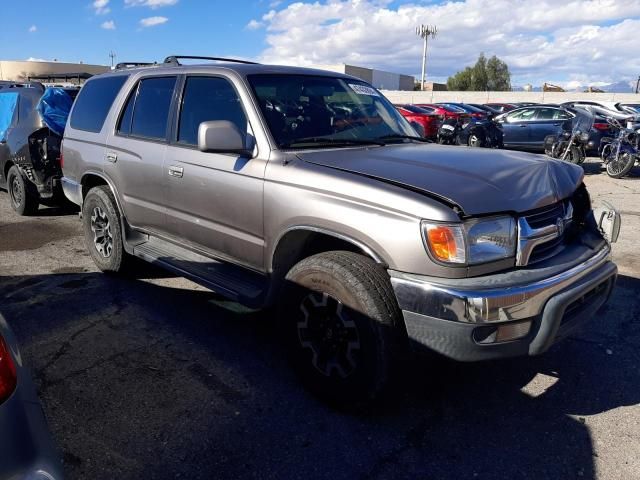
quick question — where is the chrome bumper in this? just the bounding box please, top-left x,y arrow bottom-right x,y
389,244 -> 617,361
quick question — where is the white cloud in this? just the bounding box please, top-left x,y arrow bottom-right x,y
140,16 -> 169,27
126,0 -> 178,8
246,19 -> 263,30
93,0 -> 110,15
101,20 -> 116,30
28,25 -> 37,33
256,0 -> 640,85
26,57 -> 48,62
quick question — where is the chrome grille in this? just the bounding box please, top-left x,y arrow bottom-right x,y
517,201 -> 573,266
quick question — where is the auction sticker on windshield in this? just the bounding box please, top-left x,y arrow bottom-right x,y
349,84 -> 380,96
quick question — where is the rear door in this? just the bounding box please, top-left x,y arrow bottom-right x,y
529,107 -> 570,149
104,75 -> 177,234
501,108 -> 536,147
163,75 -> 265,270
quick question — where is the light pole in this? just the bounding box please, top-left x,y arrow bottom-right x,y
109,51 -> 116,68
415,24 -> 437,91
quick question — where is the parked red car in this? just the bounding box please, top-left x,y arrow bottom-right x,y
414,103 -> 471,123
395,104 -> 442,139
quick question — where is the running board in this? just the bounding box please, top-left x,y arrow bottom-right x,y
133,236 -> 267,307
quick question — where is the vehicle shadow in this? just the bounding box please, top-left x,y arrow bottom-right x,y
0,271 -> 638,480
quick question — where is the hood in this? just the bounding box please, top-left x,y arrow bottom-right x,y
296,144 -> 583,215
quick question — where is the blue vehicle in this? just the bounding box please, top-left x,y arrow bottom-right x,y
496,105 -> 610,155
0,314 -> 63,479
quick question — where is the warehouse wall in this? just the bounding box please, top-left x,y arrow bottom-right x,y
380,90 -> 640,104
0,61 -> 109,82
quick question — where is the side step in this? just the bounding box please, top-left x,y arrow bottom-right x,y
133,236 -> 267,308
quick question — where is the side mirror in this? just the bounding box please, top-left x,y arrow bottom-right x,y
198,120 -> 254,157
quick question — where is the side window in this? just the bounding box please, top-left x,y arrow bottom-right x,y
507,108 -> 536,122
555,110 -> 573,120
534,108 -> 558,120
178,76 -> 248,146
130,76 -> 177,140
70,76 -> 128,132
117,86 -> 137,135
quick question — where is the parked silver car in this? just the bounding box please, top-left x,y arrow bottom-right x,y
0,314 -> 63,479
61,56 -> 619,404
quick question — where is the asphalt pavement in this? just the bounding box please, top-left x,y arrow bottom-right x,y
0,158 -> 638,480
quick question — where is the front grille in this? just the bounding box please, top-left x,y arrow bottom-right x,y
524,202 -> 565,229
520,200 -> 571,265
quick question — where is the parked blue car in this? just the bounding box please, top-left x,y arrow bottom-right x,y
496,105 -> 611,155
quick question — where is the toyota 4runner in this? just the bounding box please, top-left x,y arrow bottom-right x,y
61,56 -> 620,404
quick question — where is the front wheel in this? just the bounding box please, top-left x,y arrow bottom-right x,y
468,133 -> 485,148
606,152 -> 636,178
6,166 -> 39,216
82,185 -> 131,272
278,251 -> 405,406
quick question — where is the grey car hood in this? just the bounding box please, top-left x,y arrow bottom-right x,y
296,143 -> 583,215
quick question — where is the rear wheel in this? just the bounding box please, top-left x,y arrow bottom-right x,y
278,251 -> 405,406
6,166 -> 39,216
82,185 -> 131,272
606,152 -> 636,178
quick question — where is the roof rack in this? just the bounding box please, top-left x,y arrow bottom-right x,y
163,55 -> 259,66
115,62 -> 157,70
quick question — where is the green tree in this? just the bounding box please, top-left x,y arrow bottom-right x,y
486,55 -> 511,91
447,66 -> 473,91
447,53 -> 511,91
471,53 -> 488,90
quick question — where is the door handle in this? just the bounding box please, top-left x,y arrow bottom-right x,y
106,152 -> 118,163
519,125 -> 528,128
168,165 -> 184,178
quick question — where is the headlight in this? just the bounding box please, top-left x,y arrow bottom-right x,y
423,216 -> 516,265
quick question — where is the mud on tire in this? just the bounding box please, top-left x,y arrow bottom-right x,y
278,251 -> 406,406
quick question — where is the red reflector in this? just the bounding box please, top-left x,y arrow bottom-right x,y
593,123 -> 609,131
59,141 -> 64,168
0,335 -> 17,404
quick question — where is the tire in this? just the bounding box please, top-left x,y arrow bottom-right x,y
606,152 -> 636,179
567,146 -> 583,165
6,166 -> 39,216
468,133 -> 484,148
82,185 -> 130,272
278,251 -> 405,406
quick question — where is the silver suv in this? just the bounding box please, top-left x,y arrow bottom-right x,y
62,56 -> 619,404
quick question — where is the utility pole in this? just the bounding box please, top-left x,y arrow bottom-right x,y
109,51 -> 116,68
415,24 -> 437,91
636,75 -> 640,94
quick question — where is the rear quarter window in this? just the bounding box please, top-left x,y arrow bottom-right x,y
70,76 -> 128,133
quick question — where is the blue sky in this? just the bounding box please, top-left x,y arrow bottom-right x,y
0,0 -> 272,66
1,0 -> 639,88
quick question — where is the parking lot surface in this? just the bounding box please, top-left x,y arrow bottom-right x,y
0,159 -> 639,480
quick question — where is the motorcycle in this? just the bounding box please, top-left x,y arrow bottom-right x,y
544,107 -> 594,165
437,117 -> 503,148
600,117 -> 640,178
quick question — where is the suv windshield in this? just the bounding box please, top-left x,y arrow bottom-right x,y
248,74 -> 416,148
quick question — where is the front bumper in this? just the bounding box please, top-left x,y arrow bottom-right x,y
389,244 -> 617,361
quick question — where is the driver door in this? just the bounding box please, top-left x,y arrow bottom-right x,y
164,75 -> 265,270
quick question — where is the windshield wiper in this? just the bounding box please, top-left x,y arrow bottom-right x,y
376,134 -> 431,143
281,137 -> 386,148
